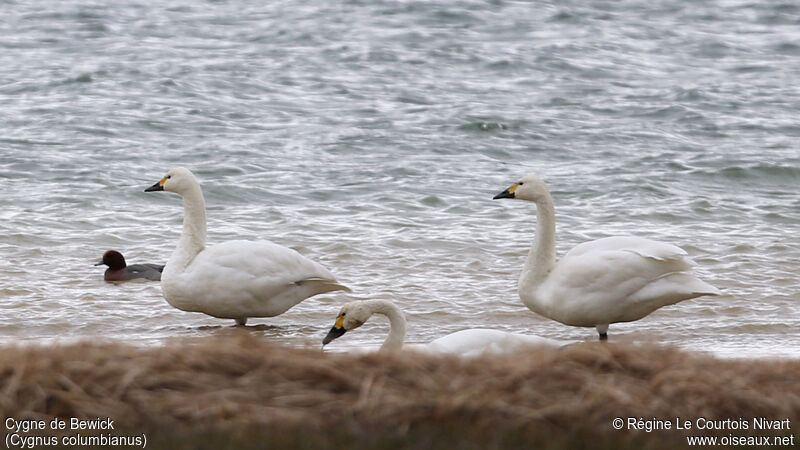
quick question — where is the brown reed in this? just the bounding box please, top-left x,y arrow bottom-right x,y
1,335 -> 797,449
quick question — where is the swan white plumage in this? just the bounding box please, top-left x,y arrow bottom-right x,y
321,299 -> 560,356
493,173 -> 721,340
144,167 -> 350,325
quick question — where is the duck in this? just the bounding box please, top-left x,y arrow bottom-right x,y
322,299 -> 560,356
493,173 -> 721,341
144,167 -> 350,325
95,250 -> 164,282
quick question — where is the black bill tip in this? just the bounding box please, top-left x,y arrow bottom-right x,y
144,182 -> 164,192
493,189 -> 515,200
322,326 -> 347,345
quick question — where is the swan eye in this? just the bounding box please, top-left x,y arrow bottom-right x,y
167,175 -> 172,179
518,182 -> 524,185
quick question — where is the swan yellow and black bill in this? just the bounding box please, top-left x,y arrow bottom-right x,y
493,183 -> 518,199
322,321 -> 347,345
144,177 -> 167,192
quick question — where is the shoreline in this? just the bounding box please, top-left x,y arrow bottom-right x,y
4,331 -> 799,361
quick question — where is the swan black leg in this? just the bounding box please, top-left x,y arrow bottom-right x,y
235,317 -> 247,326
596,324 -> 609,341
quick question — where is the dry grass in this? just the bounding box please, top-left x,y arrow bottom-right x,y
1,336 -> 798,449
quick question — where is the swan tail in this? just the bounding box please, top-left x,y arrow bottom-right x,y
627,272 -> 721,318
295,278 -> 352,294
603,272 -> 723,323
688,278 -> 721,297
662,272 -> 721,297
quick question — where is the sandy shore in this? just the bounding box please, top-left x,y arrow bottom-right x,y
1,335 -> 797,449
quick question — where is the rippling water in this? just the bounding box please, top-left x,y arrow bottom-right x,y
1,0 -> 798,358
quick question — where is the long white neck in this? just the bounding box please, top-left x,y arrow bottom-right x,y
165,183 -> 207,276
365,300 -> 407,351
519,193 -> 557,296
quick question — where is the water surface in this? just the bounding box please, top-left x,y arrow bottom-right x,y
1,0 -> 798,358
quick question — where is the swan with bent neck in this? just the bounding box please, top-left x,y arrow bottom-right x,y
493,174 -> 720,341
322,299 -> 559,355
144,167 -> 350,325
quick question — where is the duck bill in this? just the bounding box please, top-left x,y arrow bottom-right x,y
493,188 -> 515,199
322,326 -> 347,345
93,261 -> 105,266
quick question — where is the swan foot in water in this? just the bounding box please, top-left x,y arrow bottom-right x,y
235,317 -> 248,326
596,324 -> 609,341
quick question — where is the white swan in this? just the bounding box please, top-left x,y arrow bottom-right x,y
144,167 -> 350,325
322,299 -> 559,356
493,173 -> 721,340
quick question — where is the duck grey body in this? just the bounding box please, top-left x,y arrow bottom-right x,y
96,250 -> 164,282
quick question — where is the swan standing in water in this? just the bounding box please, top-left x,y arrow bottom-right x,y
322,299 -> 559,356
493,174 -> 720,341
144,167 -> 350,325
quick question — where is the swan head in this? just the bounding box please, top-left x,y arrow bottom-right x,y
144,167 -> 198,195
322,301 -> 371,346
493,174 -> 549,202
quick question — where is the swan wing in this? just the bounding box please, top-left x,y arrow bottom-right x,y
539,240 -> 717,326
192,240 -> 339,283
564,236 -> 689,262
174,240 -> 347,318
424,329 -> 560,357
